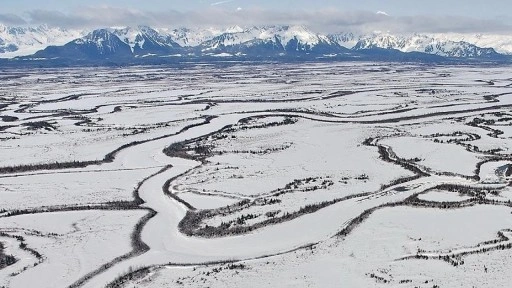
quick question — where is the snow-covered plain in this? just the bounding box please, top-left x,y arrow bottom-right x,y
0,62 -> 512,287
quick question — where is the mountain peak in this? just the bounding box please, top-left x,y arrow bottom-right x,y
78,29 -> 116,44
225,25 -> 244,33
1,23 -> 511,61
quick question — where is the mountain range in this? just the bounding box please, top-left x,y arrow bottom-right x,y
2,24 -> 512,63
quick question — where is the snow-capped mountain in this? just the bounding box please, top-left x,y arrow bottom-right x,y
165,27 -> 224,47
0,24 -> 83,58
2,23 -> 512,62
111,26 -> 181,56
33,29 -> 133,60
199,25 -> 343,54
334,33 -> 501,58
427,33 -> 512,55
327,32 -> 359,50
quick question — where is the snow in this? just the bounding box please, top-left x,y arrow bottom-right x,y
211,53 -> 233,57
1,62 -> 512,288
123,205 -> 512,288
203,25 -> 328,50
111,27 -> 145,51
1,24 -> 512,58
329,31 -> 501,57
380,136 -> 482,177
479,160 -> 512,184
418,190 -> 473,202
178,192 -> 239,210
430,32 -> 512,55
0,167 -> 161,210
0,25 -> 84,59
174,119 -> 409,199
165,27 -> 223,47
0,210 -> 145,288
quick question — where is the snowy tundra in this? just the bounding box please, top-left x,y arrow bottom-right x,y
0,62 -> 512,288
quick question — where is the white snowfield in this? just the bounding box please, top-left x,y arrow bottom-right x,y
0,62 -> 512,287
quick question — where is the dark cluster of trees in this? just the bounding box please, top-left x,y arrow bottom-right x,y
0,160 -> 101,174
411,239 -> 512,267
255,198 -> 281,206
105,267 -> 151,288
0,125 -> 15,132
22,121 -> 58,131
431,184 -> 499,198
212,133 -> 232,140
216,144 -> 292,156
193,144 -> 213,156
179,199 -> 252,235
380,175 -> 422,191
265,210 -> 281,218
226,263 -> 247,270
367,273 -> 389,284
229,116 -> 298,132
355,174 -> 370,180
466,145 -> 503,155
271,177 -> 334,197
131,210 -> 156,254
430,131 -> 481,144
0,116 -> 18,122
235,213 -> 259,225
0,254 -> 16,269
0,233 -> 42,273
0,242 -> 16,269
416,88 -> 450,95
4,201 -> 139,218
375,143 -> 429,177
180,197 -> 345,238
121,127 -> 149,137
467,117 -> 505,138
12,235 -> 42,260
405,187 -> 512,211
163,142 -> 197,160
337,206 -> 381,238
469,117 -> 496,126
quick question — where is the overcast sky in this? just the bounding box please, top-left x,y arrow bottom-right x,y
1,0 -> 511,33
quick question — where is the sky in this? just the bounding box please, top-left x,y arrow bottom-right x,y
1,0 -> 512,34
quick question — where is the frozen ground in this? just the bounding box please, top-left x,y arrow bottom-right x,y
0,62 -> 512,287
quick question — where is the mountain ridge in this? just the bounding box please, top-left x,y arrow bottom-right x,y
1,24 -> 511,63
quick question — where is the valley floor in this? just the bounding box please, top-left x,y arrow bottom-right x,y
0,62 -> 511,287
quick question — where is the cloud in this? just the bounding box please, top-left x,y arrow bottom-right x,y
0,13 -> 27,25
211,0 -> 236,6
7,6 -> 512,34
26,7 -> 155,29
